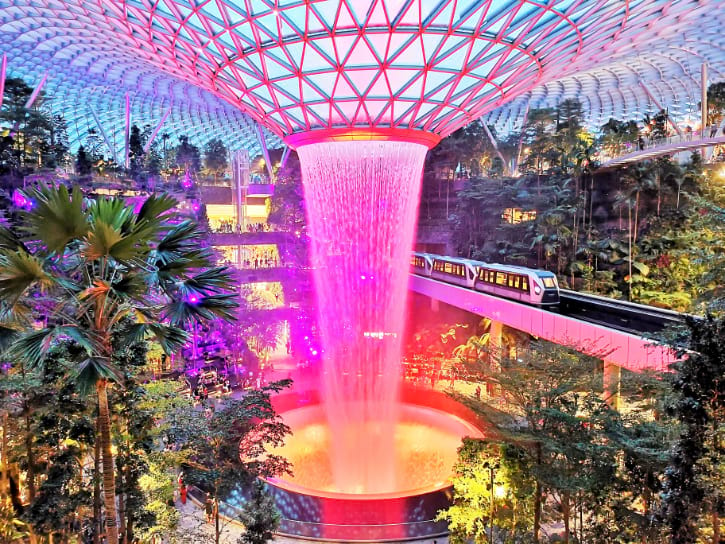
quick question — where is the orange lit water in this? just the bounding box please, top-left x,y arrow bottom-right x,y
268,403 -> 484,497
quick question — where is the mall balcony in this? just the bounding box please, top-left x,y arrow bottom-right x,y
209,229 -> 296,246
230,264 -> 312,285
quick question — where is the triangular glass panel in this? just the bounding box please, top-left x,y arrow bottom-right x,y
302,45 -> 335,71
365,100 -> 389,123
347,37 -> 379,68
367,1 -> 388,26
333,34 -> 358,62
336,99 -> 359,124
334,75 -> 357,99
346,69 -> 377,95
310,1 -> 337,30
367,74 -> 390,98
335,2 -> 358,29
391,38 -> 424,67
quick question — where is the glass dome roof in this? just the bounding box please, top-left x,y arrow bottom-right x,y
1,0 -> 723,149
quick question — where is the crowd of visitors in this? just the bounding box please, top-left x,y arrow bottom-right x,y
212,220 -> 274,233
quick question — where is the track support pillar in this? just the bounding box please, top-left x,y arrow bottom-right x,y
602,360 -> 622,411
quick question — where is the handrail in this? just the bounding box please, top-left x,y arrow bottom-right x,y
598,124 -> 725,163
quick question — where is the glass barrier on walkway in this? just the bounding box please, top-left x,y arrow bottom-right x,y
598,125 -> 725,163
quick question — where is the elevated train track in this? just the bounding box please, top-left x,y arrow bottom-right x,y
557,289 -> 687,336
409,274 -> 682,372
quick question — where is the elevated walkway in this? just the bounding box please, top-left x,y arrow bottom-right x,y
231,266 -> 311,284
209,231 -> 295,246
409,275 -> 678,372
600,130 -> 725,168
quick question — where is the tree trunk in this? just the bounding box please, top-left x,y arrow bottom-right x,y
713,510 -> 720,544
25,412 -> 36,501
533,479 -> 542,543
633,190 -> 640,246
97,380 -> 119,544
126,511 -> 134,544
118,471 -> 125,544
533,443 -> 542,543
215,496 -> 221,544
628,204 -> 633,301
562,491 -> 570,544
656,172 -> 661,217
579,491 -> 584,544
1,411 -> 8,501
588,174 -> 595,240
93,415 -> 101,544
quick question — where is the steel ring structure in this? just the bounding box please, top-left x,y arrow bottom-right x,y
1,0 -> 724,150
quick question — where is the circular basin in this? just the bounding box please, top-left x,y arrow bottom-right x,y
267,403 -> 483,498
256,391 -> 485,541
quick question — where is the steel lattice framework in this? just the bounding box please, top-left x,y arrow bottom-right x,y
1,0 -> 724,151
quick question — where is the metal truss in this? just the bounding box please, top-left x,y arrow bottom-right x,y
0,0 -> 723,150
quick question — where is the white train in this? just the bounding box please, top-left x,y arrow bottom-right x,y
411,252 -> 560,306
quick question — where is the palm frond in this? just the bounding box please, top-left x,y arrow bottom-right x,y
163,293 -> 239,326
0,226 -> 26,252
20,185 -> 88,253
0,325 -> 19,355
8,325 -> 97,369
86,197 -> 135,233
110,272 -> 147,300
152,249 -> 216,285
134,193 -> 178,235
180,267 -> 237,295
122,322 -> 189,355
153,221 -> 207,266
74,357 -> 124,395
82,221 -> 124,261
0,249 -> 52,303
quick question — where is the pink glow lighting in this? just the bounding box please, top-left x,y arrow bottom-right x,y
297,138 -> 427,493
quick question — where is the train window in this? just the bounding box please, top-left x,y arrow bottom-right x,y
522,277 -> 529,291
542,277 -> 557,288
496,272 -> 507,286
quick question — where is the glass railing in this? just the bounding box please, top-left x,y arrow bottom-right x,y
598,125 -> 724,163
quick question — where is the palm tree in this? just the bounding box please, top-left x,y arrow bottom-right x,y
621,163 -> 656,246
0,185 -> 237,544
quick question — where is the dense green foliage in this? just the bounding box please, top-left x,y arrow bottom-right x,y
449,92 -> 725,313
662,315 -> 725,543
442,340 -> 676,543
0,78 -> 69,182
0,185 -> 238,543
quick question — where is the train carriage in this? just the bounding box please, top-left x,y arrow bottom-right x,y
473,264 -> 559,306
410,253 -> 433,276
412,252 -> 559,306
430,256 -> 477,288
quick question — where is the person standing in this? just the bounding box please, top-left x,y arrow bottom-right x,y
205,493 -> 214,523
179,482 -> 187,505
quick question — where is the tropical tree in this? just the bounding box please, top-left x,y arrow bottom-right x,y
706,82 -> 725,126
662,315 -> 725,543
203,139 -> 228,182
237,480 -> 281,544
0,184 -> 238,544
171,380 -> 292,544
174,136 -> 201,174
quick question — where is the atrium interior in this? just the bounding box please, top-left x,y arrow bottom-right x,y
1,1 -> 724,543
